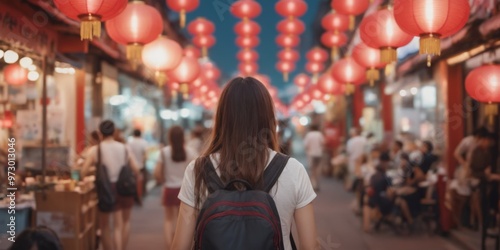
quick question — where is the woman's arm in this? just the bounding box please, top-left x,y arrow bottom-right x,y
171,202 -> 197,250
294,203 -> 319,250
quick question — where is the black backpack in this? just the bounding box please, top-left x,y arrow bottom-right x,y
95,144 -> 116,212
194,153 -> 295,250
116,146 -> 137,197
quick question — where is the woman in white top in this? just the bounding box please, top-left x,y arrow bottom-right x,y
82,120 -> 140,250
155,126 -> 196,249
171,77 -> 318,250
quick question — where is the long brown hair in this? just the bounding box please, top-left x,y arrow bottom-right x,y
169,126 -> 186,162
194,77 -> 279,208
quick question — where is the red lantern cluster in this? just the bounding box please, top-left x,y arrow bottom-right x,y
294,73 -> 310,92
232,0 -> 262,76
167,56 -> 201,98
305,47 -> 328,80
331,57 -> 366,94
53,0 -> 127,40
275,0 -> 308,81
106,1 -> 163,61
352,43 -> 386,85
189,18 -> 216,58
191,61 -> 222,109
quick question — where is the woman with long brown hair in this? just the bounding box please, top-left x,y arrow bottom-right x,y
171,77 -> 318,250
154,126 -> 196,249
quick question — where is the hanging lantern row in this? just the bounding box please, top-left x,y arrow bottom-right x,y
188,18 -> 216,58
167,0 -> 200,28
331,0 -> 370,30
232,0 -> 262,76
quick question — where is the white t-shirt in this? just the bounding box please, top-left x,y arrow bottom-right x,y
87,140 -> 135,183
346,136 -> 367,172
127,137 -> 149,168
157,146 -> 197,188
303,131 -> 325,157
178,150 -> 317,250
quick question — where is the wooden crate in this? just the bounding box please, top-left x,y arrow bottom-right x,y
35,188 -> 97,250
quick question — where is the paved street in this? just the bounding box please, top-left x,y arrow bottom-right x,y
128,172 -> 465,250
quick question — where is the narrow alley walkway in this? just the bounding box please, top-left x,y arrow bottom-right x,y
128,174 -> 465,250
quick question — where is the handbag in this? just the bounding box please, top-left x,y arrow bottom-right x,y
116,146 -> 138,197
95,144 -> 116,212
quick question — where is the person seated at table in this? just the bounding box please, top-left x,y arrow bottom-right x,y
9,226 -> 63,250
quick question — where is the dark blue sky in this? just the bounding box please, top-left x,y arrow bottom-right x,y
181,0 -> 322,101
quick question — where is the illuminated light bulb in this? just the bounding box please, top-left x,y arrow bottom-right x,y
28,71 -> 40,81
28,65 -> 37,71
20,57 -> 33,68
4,50 -> 19,64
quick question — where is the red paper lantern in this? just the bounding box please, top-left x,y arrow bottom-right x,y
331,0 -> 370,29
359,7 -> 413,63
276,61 -> 296,82
394,0 -> 469,59
277,19 -> 305,35
321,11 -> 350,32
278,49 -> 300,62
53,0 -> 127,40
187,18 -> 215,36
308,85 -> 324,101
201,62 -> 221,81
466,65 -> 500,103
237,49 -> 259,62
193,35 -> 216,57
184,46 -> 201,58
238,62 -> 259,75
106,2 -> 163,61
306,47 -> 328,63
142,36 -> 183,72
294,73 -> 310,90
166,0 -> 200,28
275,0 -> 308,18
305,61 -> 325,75
466,64 -> 500,124
236,36 -> 260,48
276,34 -> 300,48
230,0 -> 262,19
352,43 -> 386,85
320,31 -> 348,59
1,111 -> 13,129
4,64 -> 28,86
168,56 -> 201,97
234,20 -> 261,36
331,57 -> 366,93
317,73 -> 342,95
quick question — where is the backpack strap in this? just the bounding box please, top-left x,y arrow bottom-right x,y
200,156 -> 224,194
263,153 -> 290,193
97,143 -> 101,167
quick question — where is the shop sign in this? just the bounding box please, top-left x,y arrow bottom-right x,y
0,3 -> 56,56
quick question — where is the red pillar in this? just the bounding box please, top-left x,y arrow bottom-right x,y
445,64 -> 464,177
380,81 -> 393,133
353,85 -> 365,128
75,69 -> 86,154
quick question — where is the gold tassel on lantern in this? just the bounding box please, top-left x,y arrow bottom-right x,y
202,47 -> 208,58
349,15 -> 355,30
380,47 -> 397,63
420,34 -> 441,56
180,9 -> 186,28
331,47 -> 338,61
283,72 -> 289,82
366,68 -> 380,86
180,83 -> 189,99
155,71 -> 167,87
345,83 -> 355,95
79,14 -> 101,40
126,43 -> 143,62
485,103 -> 498,126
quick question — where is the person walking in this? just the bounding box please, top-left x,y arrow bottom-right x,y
171,77 -> 318,250
346,128 -> 367,190
154,126 -> 196,249
304,124 -> 325,191
128,129 -> 149,198
82,120 -> 139,250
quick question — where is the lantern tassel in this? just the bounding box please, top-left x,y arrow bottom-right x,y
283,72 -> 289,82
155,71 -> 166,86
420,34 -> 441,56
485,103 -> 498,126
180,83 -> 189,99
349,15 -> 355,30
380,47 -> 397,63
180,10 -> 186,28
202,47 -> 208,58
331,47 -> 338,61
366,68 -> 380,87
126,43 -> 143,62
79,15 -> 101,40
312,73 -> 319,84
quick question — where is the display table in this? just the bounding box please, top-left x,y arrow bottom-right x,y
35,187 -> 97,250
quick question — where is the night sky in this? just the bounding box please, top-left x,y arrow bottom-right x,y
177,0 -> 322,103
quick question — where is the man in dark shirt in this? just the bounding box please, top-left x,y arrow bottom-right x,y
368,152 -> 393,216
